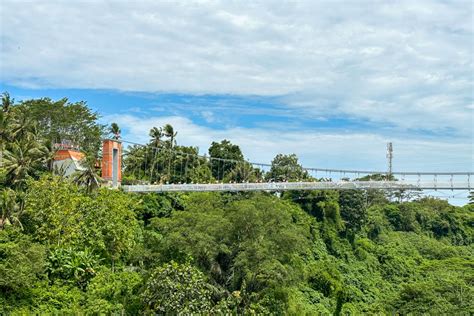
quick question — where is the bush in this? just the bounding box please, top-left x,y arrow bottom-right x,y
142,261 -> 213,314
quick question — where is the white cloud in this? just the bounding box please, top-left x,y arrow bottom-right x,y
1,0 -> 472,136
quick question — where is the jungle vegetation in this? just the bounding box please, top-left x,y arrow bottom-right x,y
1,93 -> 473,314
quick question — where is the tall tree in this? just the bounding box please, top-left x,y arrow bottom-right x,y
163,124 -> 177,149
123,145 -> 147,181
149,127 -> 164,182
73,155 -> 102,193
1,92 -> 13,112
0,92 -> 14,145
3,135 -> 47,189
142,262 -> 213,314
339,189 -> 367,237
163,124 -> 177,180
19,97 -> 104,153
149,127 -> 163,148
109,123 -> 121,140
266,154 -> 309,182
208,139 -> 244,180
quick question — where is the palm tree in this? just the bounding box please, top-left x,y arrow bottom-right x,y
9,109 -> 36,141
43,139 -> 57,172
73,154 -> 103,193
163,124 -> 178,181
1,92 -> 15,146
0,110 -> 9,145
123,145 -> 146,182
163,124 -> 177,149
149,127 -> 163,148
149,127 -> 164,182
109,122 -> 121,140
3,135 -> 48,189
1,92 -> 13,113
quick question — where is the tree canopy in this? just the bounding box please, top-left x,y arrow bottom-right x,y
1,94 -> 472,314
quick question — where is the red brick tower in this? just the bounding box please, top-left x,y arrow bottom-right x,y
102,139 -> 122,187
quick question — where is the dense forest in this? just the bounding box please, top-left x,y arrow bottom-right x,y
1,93 -> 473,314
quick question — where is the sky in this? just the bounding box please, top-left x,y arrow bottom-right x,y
1,0 -> 473,203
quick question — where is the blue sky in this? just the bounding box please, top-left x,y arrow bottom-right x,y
1,0 -> 473,202
2,83 -> 391,133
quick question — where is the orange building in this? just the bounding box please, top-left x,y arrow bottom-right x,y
53,146 -> 85,177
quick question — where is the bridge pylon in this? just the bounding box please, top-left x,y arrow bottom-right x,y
102,139 -> 122,188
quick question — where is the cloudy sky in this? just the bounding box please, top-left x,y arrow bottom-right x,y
1,0 -> 473,196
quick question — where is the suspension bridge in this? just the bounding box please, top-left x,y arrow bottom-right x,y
100,139 -> 473,193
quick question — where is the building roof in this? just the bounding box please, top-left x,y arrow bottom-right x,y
54,149 -> 85,161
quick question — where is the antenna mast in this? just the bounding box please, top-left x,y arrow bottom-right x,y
386,142 -> 393,177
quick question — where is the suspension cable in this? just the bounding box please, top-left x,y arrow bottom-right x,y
120,139 -> 474,177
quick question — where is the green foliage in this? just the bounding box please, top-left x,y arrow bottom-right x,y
148,193 -> 316,312
124,133 -> 209,184
19,97 -> 104,153
142,261 -> 213,314
339,189 -> 367,235
384,203 -> 421,232
208,139 -> 244,180
136,193 -> 175,223
0,228 -> 46,293
266,153 -> 309,182
85,268 -> 143,314
2,134 -> 48,189
72,154 -> 103,193
5,281 -> 85,314
307,260 -> 343,298
283,189 -> 339,220
0,188 -> 20,228
188,162 -> 214,183
318,201 -> 344,234
23,176 -> 140,262
47,247 -> 101,289
109,122 -> 121,140
2,177 -> 473,314
365,205 -> 390,239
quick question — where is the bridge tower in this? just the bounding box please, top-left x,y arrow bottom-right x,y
102,139 -> 122,188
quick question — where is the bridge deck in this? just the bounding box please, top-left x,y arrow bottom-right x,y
122,181 -> 471,193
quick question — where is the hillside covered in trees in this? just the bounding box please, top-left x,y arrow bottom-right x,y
1,94 -> 473,314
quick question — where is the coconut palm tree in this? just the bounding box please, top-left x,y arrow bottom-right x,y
73,154 -> 103,193
43,139 -> 58,172
123,145 -> 146,182
1,92 -> 13,113
109,122 -> 121,140
9,108 -> 36,141
148,127 -> 164,182
163,124 -> 178,181
0,92 -> 14,145
3,135 -> 48,189
0,110 -> 10,145
163,124 -> 177,149
149,127 -> 163,148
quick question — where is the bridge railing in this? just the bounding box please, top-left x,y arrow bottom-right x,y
122,179 -> 472,193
